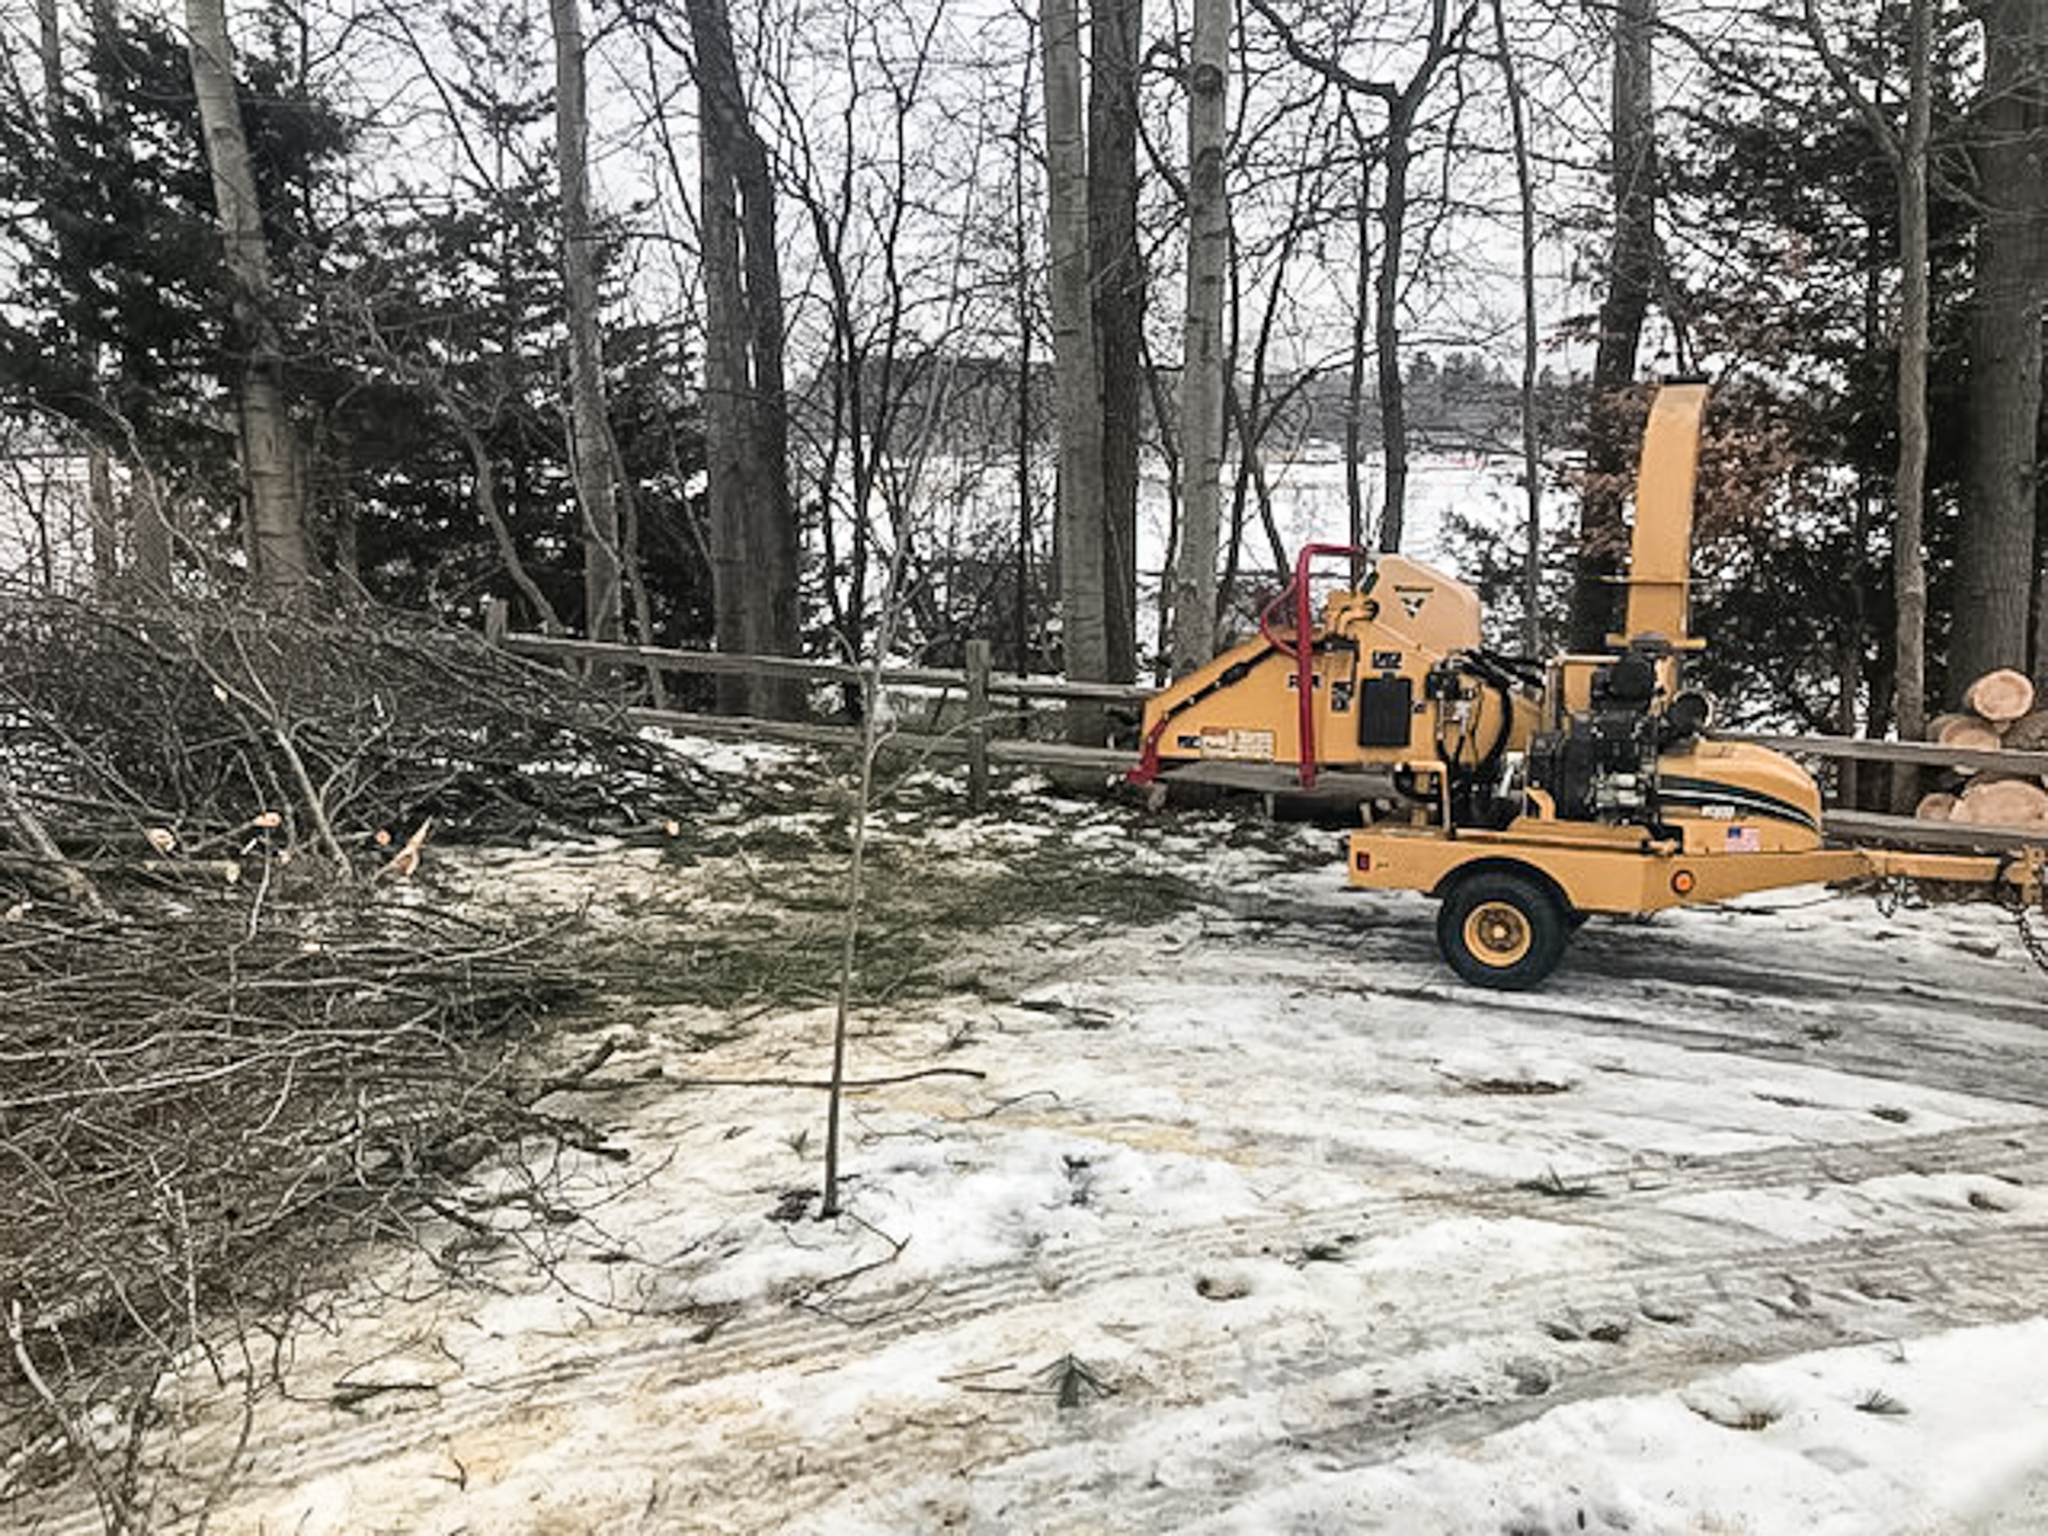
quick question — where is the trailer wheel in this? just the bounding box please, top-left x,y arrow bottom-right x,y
1437,870 -> 1568,990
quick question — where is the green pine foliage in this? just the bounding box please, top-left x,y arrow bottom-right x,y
0,2 -> 710,639
1657,14 -> 1982,736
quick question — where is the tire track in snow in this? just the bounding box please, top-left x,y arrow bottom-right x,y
1085,895 -> 2048,1108
755,1222 -> 2048,1535
601,1219 -> 2048,1535
1204,887 -> 2048,1032
1112,1224 -> 2048,1534
1357,970 -> 2048,1109
55,1116 -> 2046,1531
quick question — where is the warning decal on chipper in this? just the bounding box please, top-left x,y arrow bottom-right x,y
1177,727 -> 1276,762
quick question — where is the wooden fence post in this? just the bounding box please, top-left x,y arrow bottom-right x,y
966,638 -> 992,812
483,597 -> 509,646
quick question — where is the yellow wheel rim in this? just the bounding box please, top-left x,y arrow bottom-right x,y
1463,901 -> 1533,968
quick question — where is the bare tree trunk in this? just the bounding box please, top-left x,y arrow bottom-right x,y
1893,0 -> 1933,755
1373,116 -> 1415,552
1954,0 -> 2048,690
1014,77 -> 1041,679
131,462 -> 172,596
1806,0 -> 1934,792
687,0 -> 801,719
1493,0 -> 1544,654
551,0 -> 622,643
1808,0 -> 1932,759
1369,0 -> 1464,558
2037,517 -> 2048,701
1091,0 -> 1144,683
35,0 -> 60,154
186,0 -> 312,603
1042,0 -> 1109,741
1344,129 -> 1372,553
453,415 -> 567,636
607,423 -> 666,701
1173,0 -> 1229,674
1839,236 -> 1887,805
36,0 -> 118,592
1566,0 -> 1655,654
1246,0 -> 1459,558
86,453 -> 118,590
82,2 -> 153,595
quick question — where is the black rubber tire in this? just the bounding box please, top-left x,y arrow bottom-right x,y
1436,869 -> 1569,990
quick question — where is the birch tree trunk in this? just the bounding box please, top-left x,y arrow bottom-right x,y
1042,0 -> 1109,741
1173,0 -> 1230,673
551,0 -> 623,643
186,0 -> 312,602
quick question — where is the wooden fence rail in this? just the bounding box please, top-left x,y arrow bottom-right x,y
494,630 -> 1147,704
491,622 -> 2048,845
494,626 -> 1140,809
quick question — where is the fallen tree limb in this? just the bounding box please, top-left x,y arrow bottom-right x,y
0,761 -> 106,919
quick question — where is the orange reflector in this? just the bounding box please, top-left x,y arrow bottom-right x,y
1671,869 -> 1696,895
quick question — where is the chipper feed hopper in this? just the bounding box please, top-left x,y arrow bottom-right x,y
1130,382 -> 2047,988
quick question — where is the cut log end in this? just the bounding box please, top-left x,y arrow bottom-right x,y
1963,668 -> 2036,724
1951,775 -> 2048,828
1929,712 -> 2002,765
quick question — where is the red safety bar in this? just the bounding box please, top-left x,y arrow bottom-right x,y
1259,543 -> 1373,791
1128,543 -> 1374,791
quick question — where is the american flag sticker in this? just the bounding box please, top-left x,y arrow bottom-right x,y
1726,825 -> 1761,853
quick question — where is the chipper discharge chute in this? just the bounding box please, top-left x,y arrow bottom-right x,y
1130,381 -> 2048,989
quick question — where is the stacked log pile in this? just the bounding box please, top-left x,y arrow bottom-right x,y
1918,668 -> 2048,827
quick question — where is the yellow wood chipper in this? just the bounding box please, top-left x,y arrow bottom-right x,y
1129,381 -> 2047,988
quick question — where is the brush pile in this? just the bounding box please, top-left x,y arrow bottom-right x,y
0,597 -> 721,876
0,595 -> 724,1518
1,892 -> 594,1491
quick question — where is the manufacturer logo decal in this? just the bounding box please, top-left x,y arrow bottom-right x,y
1393,585 -> 1430,619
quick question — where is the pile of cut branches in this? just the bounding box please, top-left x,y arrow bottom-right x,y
0,594 -> 741,1523
0,880 -> 599,1522
0,595 -> 717,892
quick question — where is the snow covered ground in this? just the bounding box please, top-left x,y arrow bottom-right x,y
25,756 -> 2048,1535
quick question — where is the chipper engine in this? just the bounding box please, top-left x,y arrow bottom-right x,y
1129,382 -> 2045,988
